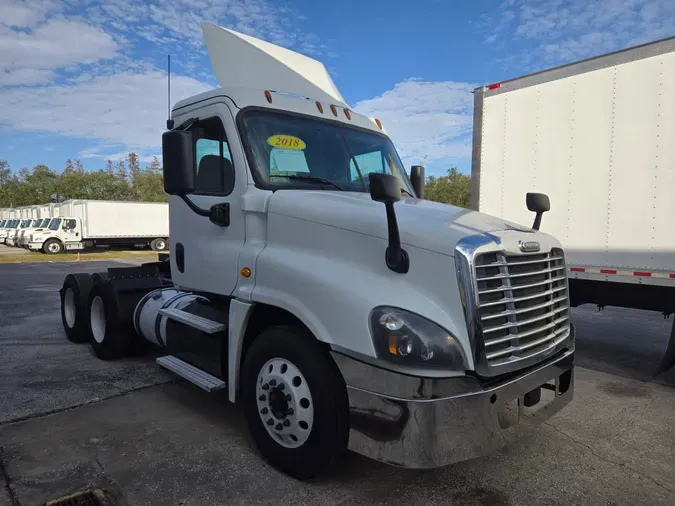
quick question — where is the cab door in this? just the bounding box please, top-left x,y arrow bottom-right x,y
169,101 -> 247,296
61,218 -> 80,246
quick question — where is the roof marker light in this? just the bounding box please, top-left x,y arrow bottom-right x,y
487,83 -> 501,90
330,105 -> 338,116
374,118 -> 383,130
344,109 -> 351,120
316,101 -> 324,113
264,90 -> 273,103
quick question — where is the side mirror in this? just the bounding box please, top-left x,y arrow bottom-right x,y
369,173 -> 409,274
162,130 -> 195,195
410,165 -> 425,199
369,172 -> 401,204
526,192 -> 550,231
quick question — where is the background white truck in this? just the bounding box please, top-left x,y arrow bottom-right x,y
29,200 -> 169,254
471,35 -> 675,374
58,22 -> 575,480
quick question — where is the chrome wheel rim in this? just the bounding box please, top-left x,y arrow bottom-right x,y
256,358 -> 314,448
90,296 -> 106,344
48,242 -> 60,253
64,288 -> 76,328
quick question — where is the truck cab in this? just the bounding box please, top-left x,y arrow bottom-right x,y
59,22 -> 575,480
0,220 -> 15,243
5,219 -> 30,246
22,218 -> 51,248
28,217 -> 75,254
14,219 -> 42,247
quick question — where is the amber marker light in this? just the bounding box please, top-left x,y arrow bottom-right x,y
241,267 -> 252,278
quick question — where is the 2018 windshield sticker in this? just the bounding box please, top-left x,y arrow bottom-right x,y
267,135 -> 306,151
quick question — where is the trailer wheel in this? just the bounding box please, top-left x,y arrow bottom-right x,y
60,273 -> 94,343
87,282 -> 132,360
241,325 -> 349,480
150,238 -> 168,251
43,238 -> 63,254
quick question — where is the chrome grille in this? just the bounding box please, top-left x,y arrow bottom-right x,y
474,248 -> 570,367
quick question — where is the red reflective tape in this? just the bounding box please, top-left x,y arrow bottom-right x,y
633,271 -> 651,277
671,274 -> 675,279
488,83 -> 501,90
600,269 -> 617,274
570,267 -> 585,272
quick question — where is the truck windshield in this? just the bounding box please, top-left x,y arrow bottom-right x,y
0,220 -> 5,227
48,218 -> 61,230
39,219 -> 50,227
20,220 -> 30,228
31,220 -> 40,226
239,110 -> 414,194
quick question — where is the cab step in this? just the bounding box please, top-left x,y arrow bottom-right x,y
158,307 -> 226,334
156,355 -> 227,392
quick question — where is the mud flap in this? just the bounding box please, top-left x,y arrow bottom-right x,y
656,318 -> 675,374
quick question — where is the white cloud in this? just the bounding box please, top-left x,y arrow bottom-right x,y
0,68 -> 54,85
1,71 -> 212,150
79,148 -> 159,163
486,0 -> 675,67
0,17 -> 118,72
354,79 -> 476,169
0,0 -> 60,28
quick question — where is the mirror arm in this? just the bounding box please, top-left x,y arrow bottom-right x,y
383,202 -> 409,273
180,195 -> 210,217
532,213 -> 543,231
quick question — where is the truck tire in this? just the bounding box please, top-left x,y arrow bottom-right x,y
43,238 -> 63,254
60,273 -> 94,343
150,238 -> 168,251
241,325 -> 349,480
87,281 -> 132,360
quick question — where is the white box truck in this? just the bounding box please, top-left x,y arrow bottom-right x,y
28,200 -> 169,254
57,22 -> 575,480
471,36 -> 675,373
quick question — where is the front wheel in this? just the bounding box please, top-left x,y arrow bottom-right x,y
43,238 -> 63,254
241,326 -> 349,480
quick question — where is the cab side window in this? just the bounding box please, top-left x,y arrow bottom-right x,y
191,117 -> 235,195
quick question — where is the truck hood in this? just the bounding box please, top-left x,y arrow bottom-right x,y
267,191 -> 541,256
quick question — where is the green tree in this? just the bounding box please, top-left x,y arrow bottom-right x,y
424,168 -> 471,208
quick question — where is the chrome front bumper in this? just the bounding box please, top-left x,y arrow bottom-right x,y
331,346 -> 574,469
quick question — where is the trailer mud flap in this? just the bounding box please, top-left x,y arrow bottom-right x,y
657,319 -> 675,374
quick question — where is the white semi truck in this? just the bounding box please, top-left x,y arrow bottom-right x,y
29,200 -> 169,254
59,22 -> 575,479
471,36 -> 675,374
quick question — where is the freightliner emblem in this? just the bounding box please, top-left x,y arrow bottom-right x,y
518,240 -> 540,253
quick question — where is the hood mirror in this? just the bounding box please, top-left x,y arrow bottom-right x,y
526,193 -> 550,231
369,173 -> 409,274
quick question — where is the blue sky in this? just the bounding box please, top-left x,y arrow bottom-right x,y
1,0 -> 674,177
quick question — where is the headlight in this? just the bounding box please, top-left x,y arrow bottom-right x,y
369,307 -> 468,371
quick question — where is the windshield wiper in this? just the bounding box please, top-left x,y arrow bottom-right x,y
270,174 -> 344,191
401,187 -> 414,198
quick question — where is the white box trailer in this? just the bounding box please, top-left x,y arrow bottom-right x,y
42,203 -> 55,218
28,200 -> 169,253
471,35 -> 675,373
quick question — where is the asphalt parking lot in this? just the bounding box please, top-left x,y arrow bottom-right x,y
1,258 -> 674,506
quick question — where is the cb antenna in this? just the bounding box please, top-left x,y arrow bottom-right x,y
166,54 -> 174,130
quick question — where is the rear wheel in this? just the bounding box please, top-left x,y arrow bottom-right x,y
43,238 -> 63,254
60,273 -> 94,343
150,238 -> 168,251
87,282 -> 132,360
241,326 -> 349,480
